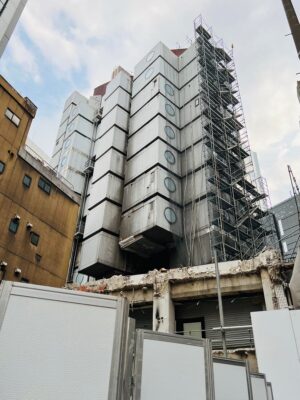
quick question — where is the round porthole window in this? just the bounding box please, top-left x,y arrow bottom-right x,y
61,156 -> 67,167
68,122 -> 74,132
165,83 -> 175,96
145,67 -> 154,80
164,150 -> 176,164
64,138 -> 71,149
165,103 -> 175,117
164,177 -> 176,192
146,51 -> 155,62
164,207 -> 177,224
164,125 -> 175,140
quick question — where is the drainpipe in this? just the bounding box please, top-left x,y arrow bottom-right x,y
66,110 -> 102,283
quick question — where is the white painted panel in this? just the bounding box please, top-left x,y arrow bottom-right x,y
94,126 -> 126,159
79,231 -> 125,271
130,94 -> 180,135
133,57 -> 179,97
178,43 -> 196,70
179,75 -> 199,107
182,169 -> 207,205
251,376 -> 268,400
105,70 -> 132,98
181,116 -> 203,150
140,339 -> 206,400
181,140 -> 206,176
123,166 -> 181,212
179,58 -> 198,88
63,169 -> 84,194
77,103 -> 96,121
67,115 -> 94,139
131,75 -> 179,116
251,310 -> 300,400
120,196 -> 182,240
267,383 -> 274,400
93,149 -> 126,182
134,42 -> 178,79
125,140 -> 180,183
180,96 -> 202,128
97,106 -> 129,136
184,198 -> 209,233
291,310 -> 300,353
0,288 -> 117,400
102,88 -> 131,117
68,148 -> 89,171
89,174 -> 123,208
84,201 -> 121,237
213,361 -> 250,400
127,116 -> 180,158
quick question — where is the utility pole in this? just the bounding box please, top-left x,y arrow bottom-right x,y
214,249 -> 227,357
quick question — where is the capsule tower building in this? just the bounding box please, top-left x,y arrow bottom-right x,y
52,18 -> 273,280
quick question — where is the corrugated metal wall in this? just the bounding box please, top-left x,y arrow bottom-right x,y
175,294 -> 264,349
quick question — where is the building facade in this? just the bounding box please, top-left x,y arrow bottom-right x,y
0,75 -> 80,287
71,249 -> 291,372
271,195 -> 300,261
0,0 -> 27,57
52,20 -> 272,281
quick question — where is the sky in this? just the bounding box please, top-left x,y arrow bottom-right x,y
0,0 -> 300,205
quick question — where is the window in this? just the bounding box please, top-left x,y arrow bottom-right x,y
9,218 -> 19,234
164,150 -> 176,164
30,232 -> 40,246
23,174 -> 32,188
165,103 -> 175,117
165,83 -> 175,96
164,177 -> 176,192
164,125 -> 175,140
164,207 -> 177,224
61,156 -> 67,167
0,160 -> 5,174
5,108 -> 20,127
38,177 -> 51,194
146,50 -> 155,62
64,138 -> 71,149
145,67 -> 154,80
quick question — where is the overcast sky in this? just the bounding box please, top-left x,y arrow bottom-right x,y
0,0 -> 299,205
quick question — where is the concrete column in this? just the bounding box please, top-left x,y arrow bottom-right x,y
260,268 -> 275,310
152,282 -> 175,333
273,284 -> 289,309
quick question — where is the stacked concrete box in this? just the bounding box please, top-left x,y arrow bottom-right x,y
78,70 -> 132,277
51,91 -> 102,194
0,0 -> 28,57
120,43 -> 183,257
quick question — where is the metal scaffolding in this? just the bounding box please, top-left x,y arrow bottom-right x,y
194,16 -> 274,262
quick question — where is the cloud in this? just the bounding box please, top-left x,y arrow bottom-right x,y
5,33 -> 41,83
2,0 -> 300,204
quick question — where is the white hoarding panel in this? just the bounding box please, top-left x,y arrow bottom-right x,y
251,374 -> 268,400
251,309 -> 300,400
213,358 -> 251,400
266,383 -> 274,400
0,282 -> 128,400
133,330 -> 213,400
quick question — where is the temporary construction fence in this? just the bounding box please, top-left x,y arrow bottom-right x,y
0,282 -> 273,400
